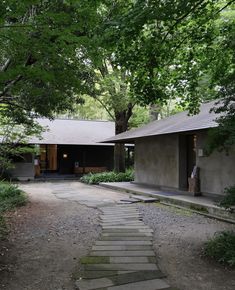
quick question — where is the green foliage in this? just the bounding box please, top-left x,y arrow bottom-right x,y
100,1 -> 234,113
0,116 -> 42,176
80,169 -> 134,184
206,98 -> 235,154
0,182 -> 27,213
0,0 -> 99,125
204,231 -> 235,267
219,186 -> 235,209
0,182 -> 27,240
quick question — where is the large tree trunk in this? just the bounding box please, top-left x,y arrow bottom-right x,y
114,104 -> 133,172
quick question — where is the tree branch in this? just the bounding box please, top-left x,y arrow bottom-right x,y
162,0 -> 207,44
94,96 -> 115,120
216,0 -> 235,14
1,59 -> 11,72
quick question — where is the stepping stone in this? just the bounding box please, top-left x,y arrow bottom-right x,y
109,257 -> 153,264
131,195 -> 159,202
101,232 -> 152,237
102,228 -> 152,233
81,271 -> 134,279
100,236 -> 152,241
75,271 -> 166,290
119,197 -> 141,203
92,245 -> 152,251
102,226 -> 152,230
95,241 -> 152,246
84,263 -> 158,271
90,250 -> 155,257
102,278 -> 170,290
101,223 -> 145,227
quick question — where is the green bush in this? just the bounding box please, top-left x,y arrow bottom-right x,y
204,231 -> 235,267
0,182 -> 27,240
219,186 -> 235,209
0,182 -> 27,213
80,169 -> 134,185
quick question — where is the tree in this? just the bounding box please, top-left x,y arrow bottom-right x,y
0,0 -> 100,126
0,0 -> 102,173
0,116 -> 42,177
99,1 -> 233,111
98,0 -> 235,156
78,52 -> 136,172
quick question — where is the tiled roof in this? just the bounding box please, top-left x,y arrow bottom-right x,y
29,119 -> 115,145
102,101 -> 219,143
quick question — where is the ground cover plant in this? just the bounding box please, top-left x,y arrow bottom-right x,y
0,182 -> 27,239
204,231 -> 235,267
219,186 -> 235,209
80,169 -> 134,185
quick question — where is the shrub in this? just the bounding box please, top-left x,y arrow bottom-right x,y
219,186 -> 235,209
204,231 -> 235,267
80,169 -> 134,185
0,182 -> 27,240
0,182 -> 27,213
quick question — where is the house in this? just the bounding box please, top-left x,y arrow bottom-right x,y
102,101 -> 235,197
9,119 -> 116,180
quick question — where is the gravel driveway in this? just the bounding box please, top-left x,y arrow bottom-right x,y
138,203 -> 235,290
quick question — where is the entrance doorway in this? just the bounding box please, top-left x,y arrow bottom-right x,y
179,134 -> 197,190
39,144 -> 58,173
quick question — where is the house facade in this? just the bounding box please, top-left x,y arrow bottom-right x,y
10,119 -> 115,180
103,101 -> 235,197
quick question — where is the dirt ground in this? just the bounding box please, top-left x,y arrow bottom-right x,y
0,182 -> 235,290
0,183 -> 101,290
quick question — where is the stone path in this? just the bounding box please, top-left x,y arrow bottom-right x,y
75,204 -> 177,290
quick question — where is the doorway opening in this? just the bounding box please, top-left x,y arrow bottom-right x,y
39,144 -> 58,173
179,134 -> 197,190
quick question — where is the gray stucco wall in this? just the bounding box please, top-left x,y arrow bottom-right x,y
135,135 -> 179,188
9,162 -> 35,181
196,131 -> 235,195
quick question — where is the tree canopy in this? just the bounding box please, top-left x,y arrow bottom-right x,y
0,0 -> 100,125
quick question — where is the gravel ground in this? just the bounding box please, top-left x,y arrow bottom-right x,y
0,187 -> 101,290
138,203 -> 235,290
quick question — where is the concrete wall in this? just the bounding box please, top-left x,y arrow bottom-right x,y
196,130 -> 235,195
135,135 -> 179,188
9,162 -> 35,181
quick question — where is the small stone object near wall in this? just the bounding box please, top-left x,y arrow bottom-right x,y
188,166 -> 201,196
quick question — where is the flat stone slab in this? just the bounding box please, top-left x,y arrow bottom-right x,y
101,232 -> 152,237
101,223 -> 145,227
109,257 -> 152,263
90,250 -> 155,257
105,270 -> 166,286
95,241 -> 152,246
103,278 -> 170,290
101,220 -> 144,225
81,271 -> 135,279
119,198 -> 141,203
100,217 -> 142,221
100,236 -> 152,241
131,195 -> 159,202
101,215 -> 141,219
92,245 -> 153,251
84,263 -> 158,271
76,270 -> 166,289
